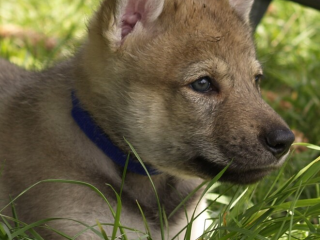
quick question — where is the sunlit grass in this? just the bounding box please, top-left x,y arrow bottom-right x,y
204,145 -> 320,240
0,0 -> 99,69
1,145 -> 319,239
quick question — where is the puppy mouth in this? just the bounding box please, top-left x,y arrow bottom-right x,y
274,150 -> 290,167
189,155 -> 283,184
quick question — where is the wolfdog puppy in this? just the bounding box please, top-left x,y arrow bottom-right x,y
0,0 -> 294,239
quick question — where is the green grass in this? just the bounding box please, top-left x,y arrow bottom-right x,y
205,145 -> 320,240
1,0 -> 320,239
0,0 -> 99,69
0,145 -> 319,239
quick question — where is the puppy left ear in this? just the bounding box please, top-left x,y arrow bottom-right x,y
88,0 -> 164,51
120,0 -> 164,39
228,0 -> 254,23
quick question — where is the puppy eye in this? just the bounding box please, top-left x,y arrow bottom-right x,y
190,77 -> 216,93
254,74 -> 263,85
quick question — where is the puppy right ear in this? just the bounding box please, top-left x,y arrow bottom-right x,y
228,0 -> 254,23
91,0 -> 164,49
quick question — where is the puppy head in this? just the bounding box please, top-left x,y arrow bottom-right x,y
75,0 -> 294,184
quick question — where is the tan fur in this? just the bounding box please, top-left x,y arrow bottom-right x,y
0,0 -> 293,239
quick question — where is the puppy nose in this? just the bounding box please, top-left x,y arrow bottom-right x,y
265,129 -> 295,158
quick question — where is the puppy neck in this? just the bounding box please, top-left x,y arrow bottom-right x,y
71,91 -> 159,176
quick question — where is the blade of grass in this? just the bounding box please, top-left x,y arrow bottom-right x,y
97,220 -> 110,240
9,196 -> 19,230
293,143 -> 320,151
0,222 -> 11,240
136,200 -> 152,240
171,164 -> 230,239
0,179 -> 116,219
168,180 -> 208,219
124,138 -> 165,240
214,226 -> 269,240
105,184 -> 126,240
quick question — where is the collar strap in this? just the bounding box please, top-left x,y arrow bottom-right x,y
71,92 -> 159,176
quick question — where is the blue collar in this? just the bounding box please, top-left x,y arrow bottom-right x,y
71,92 -> 159,176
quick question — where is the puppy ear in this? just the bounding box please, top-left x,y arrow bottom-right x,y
228,0 -> 254,23
121,0 -> 164,38
92,0 -> 164,48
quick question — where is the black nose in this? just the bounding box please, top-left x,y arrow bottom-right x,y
265,129 -> 295,158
